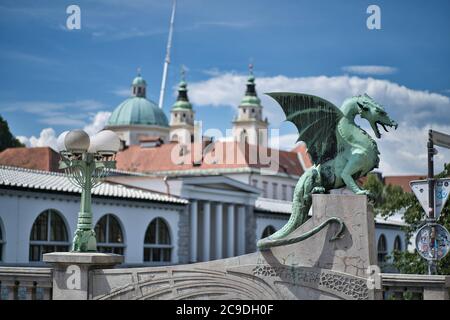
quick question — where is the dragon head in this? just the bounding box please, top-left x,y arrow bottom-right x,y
356,94 -> 397,138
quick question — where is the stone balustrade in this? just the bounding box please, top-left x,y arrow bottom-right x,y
0,267 -> 53,300
0,265 -> 449,300
0,195 -> 449,301
381,273 -> 450,300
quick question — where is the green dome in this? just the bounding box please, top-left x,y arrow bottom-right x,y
171,79 -> 193,110
172,100 -> 192,110
240,95 -> 261,107
239,74 -> 261,107
107,97 -> 169,127
132,76 -> 146,86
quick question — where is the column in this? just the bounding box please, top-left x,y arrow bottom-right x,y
237,205 -> 246,255
227,204 -> 235,257
215,203 -> 223,259
189,200 -> 198,263
202,201 -> 211,261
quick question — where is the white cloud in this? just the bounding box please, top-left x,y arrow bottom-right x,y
17,111 -> 112,151
342,65 -> 397,75
189,72 -> 450,175
189,73 -> 450,127
376,123 -> 450,175
83,111 -> 112,136
17,128 -> 58,151
269,133 -> 298,150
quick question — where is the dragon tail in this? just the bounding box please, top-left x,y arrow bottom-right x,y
256,172 -> 312,249
257,217 -> 345,250
256,167 -> 345,250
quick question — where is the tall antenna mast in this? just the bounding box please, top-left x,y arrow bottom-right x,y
158,0 -> 176,109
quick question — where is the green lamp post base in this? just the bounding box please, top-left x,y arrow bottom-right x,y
72,229 -> 97,252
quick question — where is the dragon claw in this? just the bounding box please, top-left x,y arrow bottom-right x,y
311,186 -> 326,194
356,190 -> 376,202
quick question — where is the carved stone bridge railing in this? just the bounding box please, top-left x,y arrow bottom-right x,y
0,267 -> 52,300
380,273 -> 450,300
1,195 -> 448,300
90,264 -> 371,300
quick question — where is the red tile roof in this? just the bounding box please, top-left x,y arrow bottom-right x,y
291,142 -> 313,169
138,135 -> 164,143
115,141 -> 304,176
0,147 -> 61,172
384,175 -> 426,193
0,146 -> 431,194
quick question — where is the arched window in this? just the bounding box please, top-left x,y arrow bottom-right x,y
394,235 -> 402,252
143,218 -> 172,263
0,218 -> 4,262
95,214 -> 125,255
377,234 -> 387,264
262,225 -> 276,239
29,209 -> 69,262
240,130 -> 248,143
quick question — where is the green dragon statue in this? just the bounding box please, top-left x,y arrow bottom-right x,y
257,93 -> 397,250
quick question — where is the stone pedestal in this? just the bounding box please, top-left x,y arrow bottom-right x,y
43,252 -> 123,300
267,194 -> 377,277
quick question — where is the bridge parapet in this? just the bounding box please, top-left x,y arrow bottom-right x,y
0,267 -> 52,300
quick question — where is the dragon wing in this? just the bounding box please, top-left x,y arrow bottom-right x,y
267,92 -> 344,165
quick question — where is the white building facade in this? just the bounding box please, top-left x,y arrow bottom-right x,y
0,166 -> 187,266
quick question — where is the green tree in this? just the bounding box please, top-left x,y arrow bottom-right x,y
0,115 -> 24,152
364,164 -> 450,274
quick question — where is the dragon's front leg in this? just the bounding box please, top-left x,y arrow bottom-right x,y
340,154 -> 371,196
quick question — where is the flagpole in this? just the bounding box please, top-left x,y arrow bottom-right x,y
158,0 -> 176,109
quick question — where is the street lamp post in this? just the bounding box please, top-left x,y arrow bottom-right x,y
57,129 -> 120,252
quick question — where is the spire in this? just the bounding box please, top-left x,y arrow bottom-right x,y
245,63 -> 257,97
240,63 -> 260,106
131,69 -> 147,98
171,66 -> 192,110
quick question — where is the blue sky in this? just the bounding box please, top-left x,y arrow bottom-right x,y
0,0 -> 449,174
